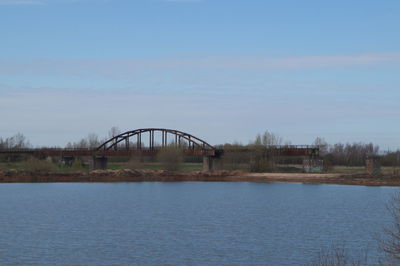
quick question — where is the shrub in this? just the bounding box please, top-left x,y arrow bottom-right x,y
126,157 -> 144,170
249,145 -> 275,172
21,157 -> 57,173
222,148 -> 251,171
250,157 -> 275,172
157,145 -> 184,171
71,158 -> 85,170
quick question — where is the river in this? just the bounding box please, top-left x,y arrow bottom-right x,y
0,182 -> 397,265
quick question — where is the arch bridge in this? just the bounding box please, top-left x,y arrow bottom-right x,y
97,128 -> 221,157
94,128 -> 222,170
0,128 -> 320,171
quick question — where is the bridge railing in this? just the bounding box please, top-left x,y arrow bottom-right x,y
0,147 -> 220,157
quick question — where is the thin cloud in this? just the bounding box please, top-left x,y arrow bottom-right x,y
0,52 -> 399,78
0,0 -> 45,4
162,0 -> 204,2
1,87 -> 398,148
0,0 -> 109,4
0,0 -> 202,4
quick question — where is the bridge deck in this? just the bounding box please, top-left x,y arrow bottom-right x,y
0,148 -> 218,157
0,145 -> 318,158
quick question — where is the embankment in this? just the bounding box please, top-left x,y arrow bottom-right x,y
0,169 -> 400,186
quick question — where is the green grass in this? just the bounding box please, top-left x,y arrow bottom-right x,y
107,163 -> 123,170
108,162 -> 203,171
0,161 -> 89,172
180,163 -> 203,171
1,161 -> 202,172
0,162 -> 26,171
3,160 -> 379,174
57,165 -> 89,172
331,166 -> 365,173
223,163 -> 251,171
275,166 -> 303,173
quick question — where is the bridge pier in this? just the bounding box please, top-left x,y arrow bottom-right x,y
91,156 -> 108,170
61,156 -> 75,167
203,156 -> 223,171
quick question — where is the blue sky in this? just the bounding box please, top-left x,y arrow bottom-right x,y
0,0 -> 399,149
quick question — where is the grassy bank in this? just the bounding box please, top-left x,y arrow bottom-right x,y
0,161 -> 203,173
1,169 -> 400,186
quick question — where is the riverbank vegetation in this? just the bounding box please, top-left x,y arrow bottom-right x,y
1,131 -> 400,174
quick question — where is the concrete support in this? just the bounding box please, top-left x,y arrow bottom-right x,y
91,156 -> 108,170
203,156 -> 223,171
366,156 -> 381,174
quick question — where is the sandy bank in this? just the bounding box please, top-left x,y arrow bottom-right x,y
0,169 -> 399,186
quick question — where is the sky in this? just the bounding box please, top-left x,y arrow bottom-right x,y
0,0 -> 399,149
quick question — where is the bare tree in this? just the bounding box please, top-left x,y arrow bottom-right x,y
380,192 -> 400,264
108,126 -> 121,139
252,131 -> 283,146
65,133 -> 100,149
87,133 -> 100,149
262,131 -> 283,146
309,244 -> 369,266
0,133 -> 31,149
254,134 -> 262,146
65,142 -> 74,149
77,139 -> 89,149
249,131 -> 284,172
322,142 -> 380,166
314,137 -> 329,156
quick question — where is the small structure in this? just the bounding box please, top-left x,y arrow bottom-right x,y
91,156 -> 108,170
303,158 -> 324,173
366,156 -> 381,175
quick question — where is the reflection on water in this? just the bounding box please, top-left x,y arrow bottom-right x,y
0,182 -> 396,265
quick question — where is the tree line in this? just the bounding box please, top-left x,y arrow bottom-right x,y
220,132 -> 398,169
1,130 -> 399,167
0,133 -> 31,149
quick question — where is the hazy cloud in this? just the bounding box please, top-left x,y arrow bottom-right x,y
162,0 -> 204,3
0,0 -> 191,4
0,0 -> 109,4
0,0 -> 44,4
0,52 -> 399,78
0,87 -> 398,148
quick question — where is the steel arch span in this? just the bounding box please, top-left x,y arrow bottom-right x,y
97,128 -> 216,152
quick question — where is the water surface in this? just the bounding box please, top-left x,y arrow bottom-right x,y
0,182 -> 396,265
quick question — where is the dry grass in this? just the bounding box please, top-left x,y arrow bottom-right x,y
20,157 -> 57,173
157,146 -> 184,171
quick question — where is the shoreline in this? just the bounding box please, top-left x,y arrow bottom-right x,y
1,169 -> 400,186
